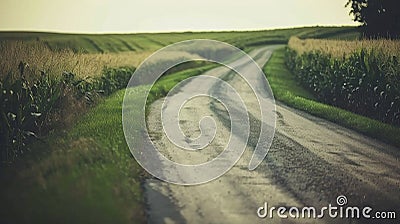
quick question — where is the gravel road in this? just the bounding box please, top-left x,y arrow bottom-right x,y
144,46 -> 400,224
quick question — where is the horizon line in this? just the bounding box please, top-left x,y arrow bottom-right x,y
0,24 -> 359,35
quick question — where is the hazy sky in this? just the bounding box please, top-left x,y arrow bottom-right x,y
0,0 -> 356,33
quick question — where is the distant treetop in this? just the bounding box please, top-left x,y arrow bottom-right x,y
346,0 -> 400,38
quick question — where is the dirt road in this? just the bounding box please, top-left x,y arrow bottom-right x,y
144,46 -> 400,223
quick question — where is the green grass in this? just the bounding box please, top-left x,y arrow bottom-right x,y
0,26 -> 359,53
0,88 -> 147,224
264,47 -> 400,147
0,62 -> 218,223
147,62 -> 218,105
264,48 -> 316,101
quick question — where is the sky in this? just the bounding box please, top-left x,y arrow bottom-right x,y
0,0 -> 357,33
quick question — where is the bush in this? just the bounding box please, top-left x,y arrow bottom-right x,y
97,67 -> 134,95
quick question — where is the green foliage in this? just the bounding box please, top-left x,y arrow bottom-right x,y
97,67 -> 135,95
346,0 -> 400,38
264,47 -> 400,147
0,59 -> 200,220
147,63 -> 217,105
0,64 -> 135,163
0,62 -> 63,161
0,89 -> 146,223
285,48 -> 400,126
263,48 -> 316,101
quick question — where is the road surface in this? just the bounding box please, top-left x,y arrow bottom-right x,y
144,46 -> 400,223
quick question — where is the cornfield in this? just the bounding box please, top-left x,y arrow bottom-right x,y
0,40 -> 207,162
0,41 -> 151,79
0,40 -> 143,162
288,36 -> 400,59
286,37 -> 400,126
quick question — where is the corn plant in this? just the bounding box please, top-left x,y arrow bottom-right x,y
0,62 -> 60,161
286,48 -> 400,126
0,63 -> 135,163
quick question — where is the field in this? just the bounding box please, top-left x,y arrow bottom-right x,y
0,26 -> 361,158
0,41 -> 151,79
0,27 -> 358,79
0,88 -> 147,223
0,26 -> 358,53
286,36 -> 400,127
288,36 -> 400,58
9,26 -> 400,223
263,47 -> 400,147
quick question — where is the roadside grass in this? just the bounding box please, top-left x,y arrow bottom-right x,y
286,37 -> 400,126
147,62 -> 217,105
264,47 -> 400,147
0,88 -> 147,224
0,63 -> 217,223
263,48 -> 316,101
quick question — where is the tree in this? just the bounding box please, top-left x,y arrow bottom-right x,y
346,0 -> 400,38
